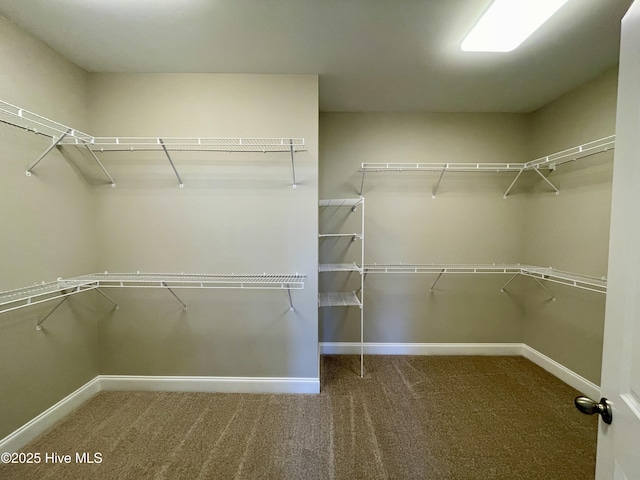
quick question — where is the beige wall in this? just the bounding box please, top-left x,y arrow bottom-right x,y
88,73 -> 319,378
0,15 -> 98,439
523,68 -> 618,384
319,112 -> 531,344
318,70 -> 617,386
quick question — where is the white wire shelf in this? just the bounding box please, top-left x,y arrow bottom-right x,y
319,198 -> 364,208
0,100 -> 93,143
75,272 -> 306,289
0,272 -> 306,321
1,99 -> 305,188
319,263 -> 362,273
364,263 -> 526,274
363,263 -> 606,295
62,137 -> 306,153
318,291 -> 362,308
519,267 -> 607,294
358,136 -> 615,197
0,278 -> 99,315
319,233 -> 363,239
360,163 -> 526,173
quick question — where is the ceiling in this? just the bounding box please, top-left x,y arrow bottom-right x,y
0,0 -> 632,112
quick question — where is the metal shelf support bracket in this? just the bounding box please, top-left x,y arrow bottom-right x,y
432,168 -> 446,198
36,296 -> 69,330
162,282 -> 188,310
532,167 -> 560,195
159,139 -> 184,188
503,169 -> 525,198
95,288 -> 119,309
501,272 -> 555,300
85,146 -> 116,188
287,288 -> 295,311
289,140 -> 297,188
430,270 -> 445,292
26,129 -> 72,176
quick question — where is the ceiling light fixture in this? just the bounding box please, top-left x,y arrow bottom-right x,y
461,0 -> 569,52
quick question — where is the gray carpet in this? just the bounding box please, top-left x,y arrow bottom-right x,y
0,355 -> 597,479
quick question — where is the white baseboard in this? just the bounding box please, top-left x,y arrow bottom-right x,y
521,344 -> 601,399
1,344 -> 597,455
98,375 -> 320,395
319,341 -> 523,356
320,341 -> 600,398
0,377 -> 100,454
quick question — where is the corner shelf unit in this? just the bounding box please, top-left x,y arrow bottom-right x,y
358,135 -> 615,198
319,197 -> 365,376
0,100 -> 306,188
363,263 -> 607,297
0,272 -> 306,330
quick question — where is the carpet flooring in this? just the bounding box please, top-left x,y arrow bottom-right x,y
1,355 -> 597,479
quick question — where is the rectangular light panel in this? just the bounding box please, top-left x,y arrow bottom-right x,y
461,0 -> 569,52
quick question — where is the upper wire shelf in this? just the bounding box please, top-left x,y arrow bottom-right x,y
76,272 -> 306,289
61,137 -> 306,153
0,100 -> 93,143
358,135 -> 615,197
0,99 -> 305,188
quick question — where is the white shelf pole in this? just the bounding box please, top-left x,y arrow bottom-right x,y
26,129 -> 72,176
360,197 -> 365,378
159,139 -> 184,188
359,169 -> 367,195
85,146 -> 116,187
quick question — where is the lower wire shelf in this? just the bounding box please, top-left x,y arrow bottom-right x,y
318,291 -> 362,308
363,263 -> 607,295
1,272 -> 307,328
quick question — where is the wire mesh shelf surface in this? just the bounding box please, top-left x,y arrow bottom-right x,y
362,263 -> 607,294
318,292 -> 362,307
62,137 -> 306,153
319,263 -> 362,273
0,272 -> 307,315
0,100 -> 93,143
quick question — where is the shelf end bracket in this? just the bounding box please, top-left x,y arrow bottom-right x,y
162,282 -> 188,310
85,146 -> 116,187
159,139 -> 184,188
532,167 -> 560,196
26,129 -> 71,176
503,169 -> 525,198
432,168 -> 446,198
36,296 -> 69,330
